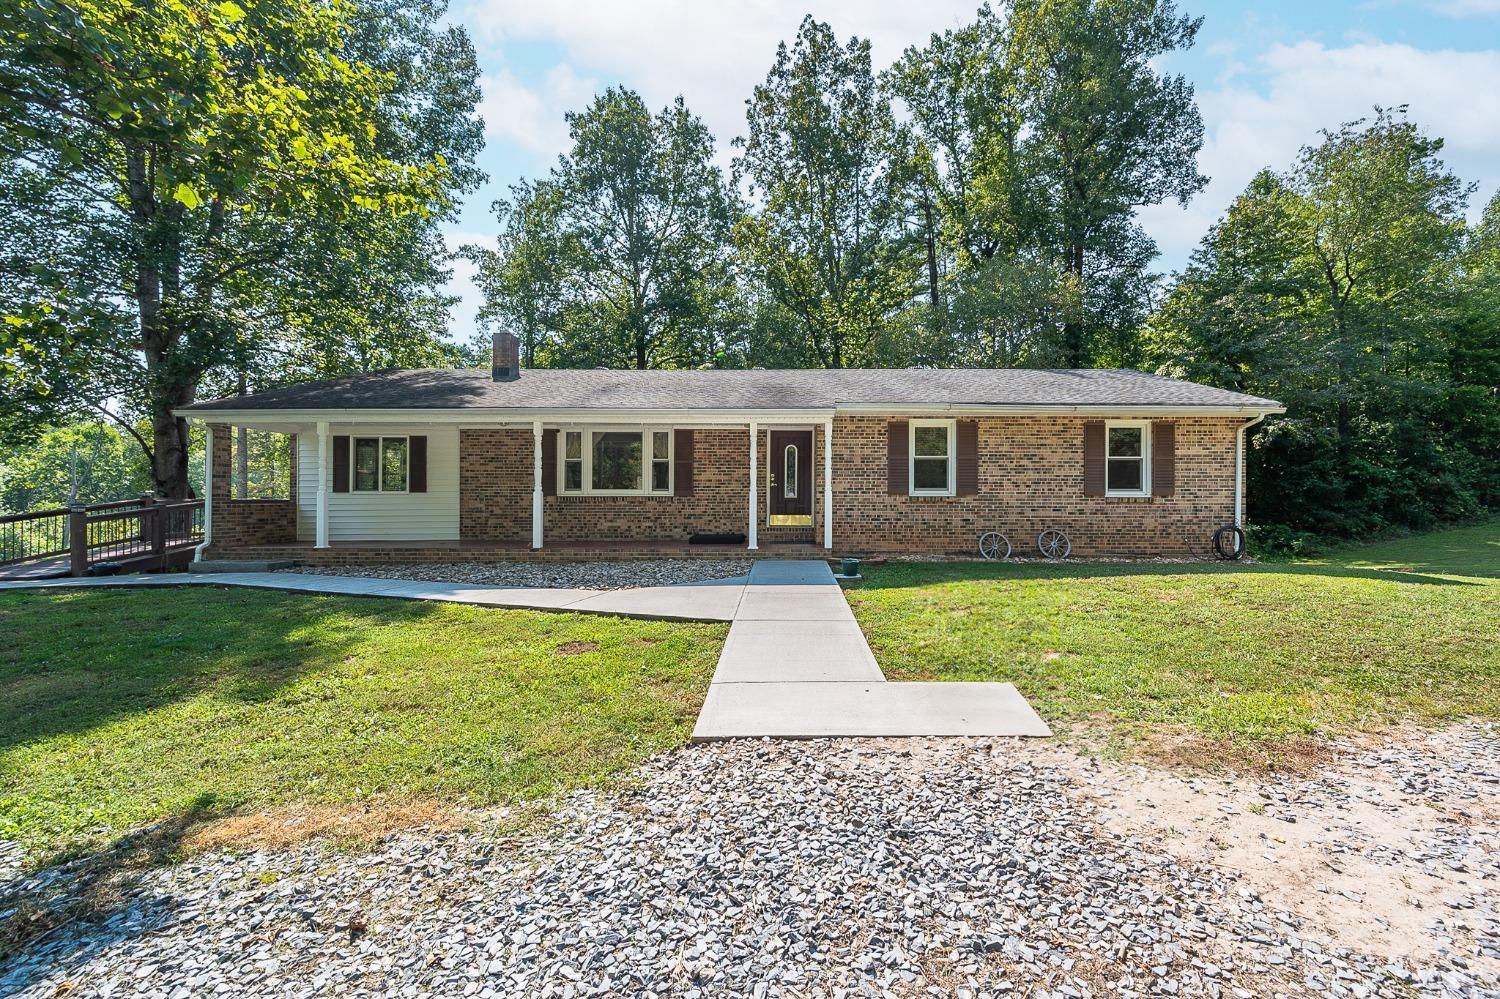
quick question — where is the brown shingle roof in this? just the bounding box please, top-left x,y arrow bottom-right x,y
180,367 -> 1282,413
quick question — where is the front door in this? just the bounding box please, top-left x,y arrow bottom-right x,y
768,430 -> 813,526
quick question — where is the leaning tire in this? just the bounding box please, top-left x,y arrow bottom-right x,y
1213,524 -> 1246,560
978,532 -> 1011,561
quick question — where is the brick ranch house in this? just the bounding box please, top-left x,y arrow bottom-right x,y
177,333 -> 1283,562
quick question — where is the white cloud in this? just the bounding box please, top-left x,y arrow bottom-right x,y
443,231 -> 498,346
1142,40 -> 1500,271
1427,0 -> 1500,15
478,63 -> 597,154
456,0 -> 974,153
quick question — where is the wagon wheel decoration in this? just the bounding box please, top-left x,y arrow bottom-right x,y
1036,528 -> 1072,560
978,531 -> 1011,561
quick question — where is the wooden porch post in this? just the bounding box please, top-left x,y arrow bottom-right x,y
315,420 -> 330,549
747,421 -> 759,551
823,418 -> 833,549
531,420 -> 544,549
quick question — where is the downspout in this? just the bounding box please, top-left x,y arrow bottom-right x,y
192,421 -> 213,563
1234,414 -> 1267,528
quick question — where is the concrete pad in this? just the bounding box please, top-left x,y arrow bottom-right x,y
692,681 -> 1052,740
734,586 -> 855,621
747,560 -> 837,586
716,620 -> 883,681
564,583 -> 743,622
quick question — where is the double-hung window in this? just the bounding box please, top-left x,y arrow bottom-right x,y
909,419 -> 956,496
352,436 -> 408,492
560,429 -> 673,495
1105,421 -> 1150,496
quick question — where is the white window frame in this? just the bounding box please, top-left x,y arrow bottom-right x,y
557,427 -> 674,497
350,435 -> 410,494
1104,420 -> 1151,497
909,419 -> 956,497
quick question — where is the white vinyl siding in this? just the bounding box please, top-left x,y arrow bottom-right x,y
296,425 -> 460,541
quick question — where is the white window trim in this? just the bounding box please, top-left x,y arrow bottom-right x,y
350,435 -> 410,494
558,427 -> 674,496
909,419 -> 956,497
1104,420 -> 1151,498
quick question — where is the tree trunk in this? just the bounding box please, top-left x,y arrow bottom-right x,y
923,200 -> 941,320
1062,241 -> 1086,367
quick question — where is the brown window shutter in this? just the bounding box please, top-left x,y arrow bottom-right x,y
409,436 -> 428,493
887,420 -> 909,495
541,429 -> 558,497
1151,422 -> 1176,497
956,420 -> 979,496
1082,421 -> 1105,497
674,429 -> 694,496
332,435 -> 349,493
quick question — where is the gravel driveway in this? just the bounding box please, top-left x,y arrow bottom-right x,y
3,730 -> 1496,998
278,559 -> 753,591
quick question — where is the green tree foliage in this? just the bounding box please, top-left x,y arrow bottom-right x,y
0,0 -> 482,496
1147,111 -> 1495,541
734,17 -> 916,368
471,88 -> 737,370
0,421 -> 153,513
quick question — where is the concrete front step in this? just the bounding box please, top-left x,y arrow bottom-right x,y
186,559 -> 295,572
692,681 -> 1053,741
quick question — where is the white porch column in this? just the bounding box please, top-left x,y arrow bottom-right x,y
314,420 -> 330,549
747,421 -> 759,551
193,423 -> 214,562
822,418 -> 833,549
531,420 -> 544,549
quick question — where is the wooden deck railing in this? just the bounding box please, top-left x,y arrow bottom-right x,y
1,498 -> 204,577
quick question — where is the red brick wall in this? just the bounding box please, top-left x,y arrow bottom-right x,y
454,417 -> 1238,556
459,427 -> 829,544
828,414 -> 1240,556
206,424 -> 298,549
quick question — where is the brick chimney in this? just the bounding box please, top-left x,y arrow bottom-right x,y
491,330 -> 520,382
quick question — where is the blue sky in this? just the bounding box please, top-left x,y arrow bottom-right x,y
440,0 -> 1500,341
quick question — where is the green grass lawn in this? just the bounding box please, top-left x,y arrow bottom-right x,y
847,523 -> 1500,756
0,588 -> 725,857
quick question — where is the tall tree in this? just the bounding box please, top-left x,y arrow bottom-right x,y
1009,0 -> 1207,365
473,88 -> 737,370
1147,111 -> 1486,539
734,16 -> 914,368
0,0 -> 479,496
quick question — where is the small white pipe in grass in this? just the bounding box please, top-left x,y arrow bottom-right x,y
1234,413 -> 1267,528
192,423 -> 213,562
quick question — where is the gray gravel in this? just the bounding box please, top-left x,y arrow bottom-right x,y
3,734 -> 1497,998
278,559 -> 754,591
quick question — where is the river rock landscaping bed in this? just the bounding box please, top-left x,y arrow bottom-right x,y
2,730 -> 1496,998
277,559 -> 753,591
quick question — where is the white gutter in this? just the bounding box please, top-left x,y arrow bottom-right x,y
178,403 -> 1284,427
192,423 -> 214,563
1234,413 -> 1269,528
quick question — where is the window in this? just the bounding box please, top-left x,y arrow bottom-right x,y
910,420 -> 955,496
1105,421 -> 1150,496
352,436 -> 408,493
651,431 -> 671,493
783,444 -> 798,498
559,429 -> 673,495
563,431 -> 584,492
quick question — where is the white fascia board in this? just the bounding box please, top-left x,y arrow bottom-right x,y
177,402 -> 1285,425
179,407 -> 838,426
832,403 -> 1286,417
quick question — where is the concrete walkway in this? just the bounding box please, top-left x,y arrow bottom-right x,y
2,560 -> 1051,739
691,560 -> 1051,740
0,570 -> 746,622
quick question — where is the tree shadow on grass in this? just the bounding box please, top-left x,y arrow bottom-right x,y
852,559 -> 1484,591
0,585 -> 444,751
0,794 -> 219,979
